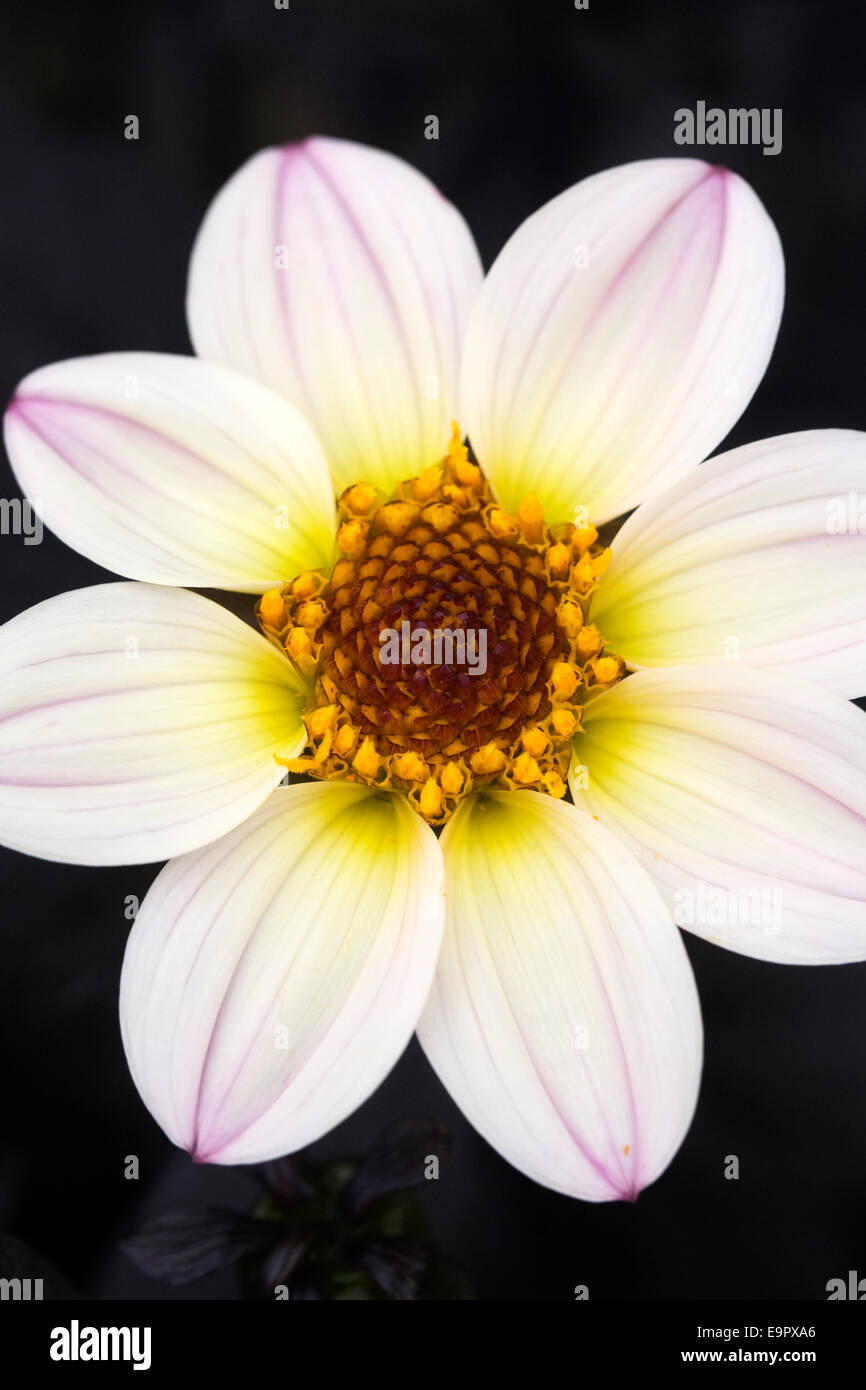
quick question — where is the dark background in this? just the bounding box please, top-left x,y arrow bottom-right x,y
0,0 -> 864,1301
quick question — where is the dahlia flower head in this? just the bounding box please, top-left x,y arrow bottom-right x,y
2,138 -> 865,1202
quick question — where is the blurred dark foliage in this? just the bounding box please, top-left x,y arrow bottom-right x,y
0,0 -> 865,1301
123,1116 -> 471,1300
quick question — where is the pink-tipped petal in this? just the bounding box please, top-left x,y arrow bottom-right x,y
575,667 -> 866,963
0,583 -> 307,865
4,353 -> 336,592
594,430 -> 866,697
187,137 -> 483,495
461,159 -> 784,524
120,782 -> 445,1164
417,790 -> 702,1201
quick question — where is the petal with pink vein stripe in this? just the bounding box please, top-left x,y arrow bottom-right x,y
460,158 -> 784,524
4,353 -> 336,592
593,429 -> 866,697
120,781 -> 445,1163
187,137 -> 483,495
0,583 -> 307,865
417,789 -> 702,1201
573,667 -> 866,963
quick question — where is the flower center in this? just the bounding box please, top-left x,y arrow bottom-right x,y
256,427 -> 623,825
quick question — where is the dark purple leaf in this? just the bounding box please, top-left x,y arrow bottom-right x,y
258,1231 -> 311,1291
341,1115 -> 451,1217
122,1206 -> 283,1286
255,1156 -> 316,1207
356,1236 -> 431,1300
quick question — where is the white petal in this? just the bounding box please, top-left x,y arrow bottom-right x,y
461,159 -> 784,525
417,790 -> 702,1201
0,583 -> 307,865
593,430 -> 866,697
187,137 -> 483,496
120,781 -> 445,1164
573,667 -> 866,963
4,353 -> 336,591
